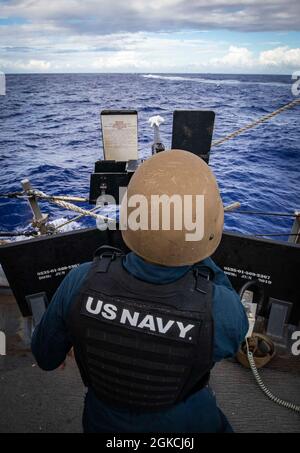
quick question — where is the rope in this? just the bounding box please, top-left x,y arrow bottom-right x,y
2,188 -> 297,220
37,194 -> 88,203
223,201 -> 240,212
212,98 -> 300,148
29,189 -> 113,223
53,205 -> 105,231
0,192 -> 88,202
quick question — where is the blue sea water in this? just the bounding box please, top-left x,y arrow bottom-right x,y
0,73 -> 299,240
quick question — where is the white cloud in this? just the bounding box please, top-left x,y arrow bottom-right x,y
91,51 -> 147,70
208,45 -> 300,72
0,58 -> 51,72
24,59 -> 51,71
211,46 -> 255,67
259,46 -> 300,67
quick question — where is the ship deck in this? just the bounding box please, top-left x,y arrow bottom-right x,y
0,289 -> 299,433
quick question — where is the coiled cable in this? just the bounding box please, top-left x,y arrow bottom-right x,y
246,338 -> 300,413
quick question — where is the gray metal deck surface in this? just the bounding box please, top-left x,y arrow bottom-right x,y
0,291 -> 299,433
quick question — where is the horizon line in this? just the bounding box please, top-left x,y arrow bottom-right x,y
2,72 -> 291,77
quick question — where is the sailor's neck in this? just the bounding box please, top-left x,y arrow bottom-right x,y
122,252 -> 191,284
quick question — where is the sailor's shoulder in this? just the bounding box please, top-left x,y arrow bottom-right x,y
65,261 -> 92,289
72,261 -> 93,275
193,257 -> 217,280
198,257 -> 218,271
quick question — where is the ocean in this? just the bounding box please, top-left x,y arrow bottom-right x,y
0,73 -> 299,240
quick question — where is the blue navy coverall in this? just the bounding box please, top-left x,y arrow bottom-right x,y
32,252 -> 248,433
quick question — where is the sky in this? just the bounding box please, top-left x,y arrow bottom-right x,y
0,0 -> 299,74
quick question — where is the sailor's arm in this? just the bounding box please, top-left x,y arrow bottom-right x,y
201,258 -> 249,362
31,263 -> 90,370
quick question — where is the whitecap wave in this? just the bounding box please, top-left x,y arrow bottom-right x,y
142,74 -> 288,87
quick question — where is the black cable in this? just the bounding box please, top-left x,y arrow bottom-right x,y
225,210 -> 296,217
0,230 -> 38,237
0,192 -> 25,198
254,233 -> 298,237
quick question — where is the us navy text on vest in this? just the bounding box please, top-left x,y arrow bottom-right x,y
81,295 -> 200,344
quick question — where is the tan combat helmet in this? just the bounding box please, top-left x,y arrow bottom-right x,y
120,149 -> 224,266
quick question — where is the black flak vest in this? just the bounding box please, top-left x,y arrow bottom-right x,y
67,246 -> 214,411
